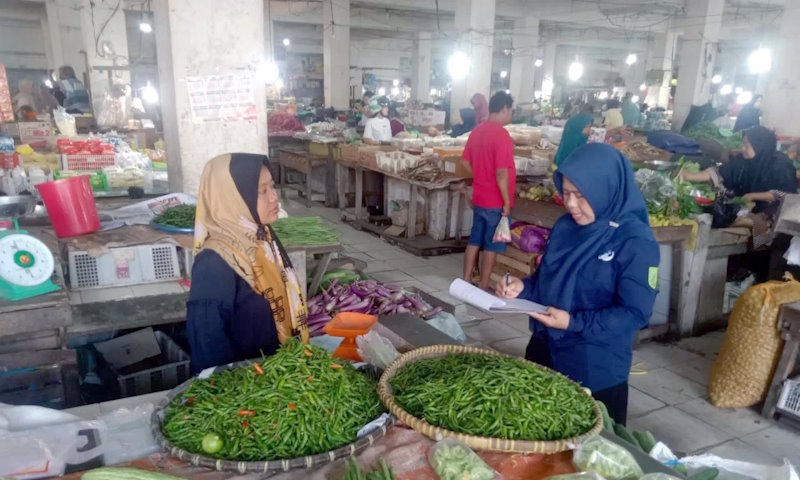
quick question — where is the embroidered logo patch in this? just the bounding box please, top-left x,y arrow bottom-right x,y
648,267 -> 659,289
598,251 -> 615,262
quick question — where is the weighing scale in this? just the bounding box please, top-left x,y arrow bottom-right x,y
0,196 -> 59,301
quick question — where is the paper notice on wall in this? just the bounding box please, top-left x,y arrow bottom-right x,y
186,73 -> 257,123
404,109 -> 446,129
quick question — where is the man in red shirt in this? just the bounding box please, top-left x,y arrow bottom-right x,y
461,91 -> 516,290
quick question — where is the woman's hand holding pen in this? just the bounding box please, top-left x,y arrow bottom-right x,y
495,275 -> 523,298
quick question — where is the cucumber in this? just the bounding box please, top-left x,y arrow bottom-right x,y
633,430 -> 657,454
673,464 -> 690,476
82,468 -> 185,480
614,423 -> 643,451
597,401 -> 615,433
689,467 -> 719,480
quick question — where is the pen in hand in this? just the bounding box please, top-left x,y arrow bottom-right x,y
504,271 -> 509,297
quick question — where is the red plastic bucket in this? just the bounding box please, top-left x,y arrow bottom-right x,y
36,176 -> 100,238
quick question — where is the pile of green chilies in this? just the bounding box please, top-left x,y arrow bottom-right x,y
162,340 -> 384,461
154,204 -> 196,229
272,216 -> 339,247
391,353 -> 596,441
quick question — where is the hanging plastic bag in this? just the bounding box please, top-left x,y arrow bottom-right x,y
493,216 -> 512,243
573,436 -> 643,480
356,330 -> 399,369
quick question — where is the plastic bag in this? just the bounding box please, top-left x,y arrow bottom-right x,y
428,438 -> 499,480
548,473 -> 606,480
96,403 -> 159,465
54,106 -> 76,137
635,169 -> 676,212
639,475 -> 681,480
426,311 -> 466,342
573,436 -> 643,480
493,216 -> 511,243
356,330 -> 399,369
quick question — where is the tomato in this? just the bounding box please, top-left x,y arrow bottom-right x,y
201,433 -> 223,454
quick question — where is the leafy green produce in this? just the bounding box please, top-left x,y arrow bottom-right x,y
573,436 -> 644,480
391,353 -> 597,441
431,441 -> 495,480
81,468 -> 185,480
272,216 -> 339,247
334,458 -> 396,480
684,122 -> 743,150
678,157 -> 701,174
154,204 -> 196,229
162,340 -> 384,461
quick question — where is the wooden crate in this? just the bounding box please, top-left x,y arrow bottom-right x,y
497,245 -> 540,276
338,144 -> 360,167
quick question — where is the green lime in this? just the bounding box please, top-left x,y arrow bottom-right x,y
201,433 -> 223,454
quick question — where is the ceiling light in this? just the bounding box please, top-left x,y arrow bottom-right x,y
711,74 -> 722,84
500,70 -> 508,79
735,86 -> 743,94
625,53 -> 637,66
639,83 -> 647,91
142,82 -> 158,104
534,58 -> 543,67
391,87 -> 400,96
448,51 -> 470,80
748,48 -> 771,74
568,61 -> 584,81
393,79 -> 399,87
275,78 -> 284,90
631,95 -> 640,103
44,79 -> 53,88
720,84 -> 733,95
505,89 -> 510,94
282,38 -> 290,47
139,22 -> 152,33
258,60 -> 280,84
737,91 -> 753,105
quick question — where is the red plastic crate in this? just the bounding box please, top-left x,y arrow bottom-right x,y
62,153 -> 116,171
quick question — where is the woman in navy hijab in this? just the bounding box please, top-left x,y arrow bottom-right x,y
497,143 -> 660,425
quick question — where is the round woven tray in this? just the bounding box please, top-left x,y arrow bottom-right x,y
378,344 -> 603,454
150,360 -> 395,474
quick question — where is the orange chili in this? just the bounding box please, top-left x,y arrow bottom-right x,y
303,349 -> 313,357
238,409 -> 256,416
306,375 -> 313,382
288,403 -> 297,410
242,420 -> 249,429
253,362 -> 264,375
330,363 -> 343,369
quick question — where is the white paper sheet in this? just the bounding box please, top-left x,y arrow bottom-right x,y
448,279 -> 547,314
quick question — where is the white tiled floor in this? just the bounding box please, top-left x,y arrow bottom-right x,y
283,197 -> 800,465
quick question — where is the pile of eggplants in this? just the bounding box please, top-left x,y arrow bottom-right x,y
307,280 -> 442,334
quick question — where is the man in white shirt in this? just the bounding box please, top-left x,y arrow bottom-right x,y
363,96 -> 392,144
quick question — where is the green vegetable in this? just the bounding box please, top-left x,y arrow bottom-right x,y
334,458 -> 396,480
431,441 -> 495,480
81,468 -> 185,480
201,433 -> 223,454
272,216 -> 339,247
154,204 -> 196,229
598,401 -> 615,433
688,467 -> 719,480
573,436 -> 644,480
317,269 -> 361,292
673,464 -> 689,476
391,353 -> 597,441
684,122 -> 743,151
613,424 -> 642,451
632,430 -> 656,454
162,339 -> 384,461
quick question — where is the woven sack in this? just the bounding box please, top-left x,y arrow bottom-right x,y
709,279 -> 800,407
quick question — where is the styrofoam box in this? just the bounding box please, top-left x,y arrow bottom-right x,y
68,244 -> 181,290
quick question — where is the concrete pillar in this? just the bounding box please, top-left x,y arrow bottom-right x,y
44,0 -> 63,69
323,0 -> 350,109
672,0 -> 724,131
509,16 -> 538,104
411,32 -> 432,103
645,31 -> 677,109
78,0 -> 131,113
153,0 -> 269,194
44,0 -> 85,79
540,43 -> 557,101
264,0 -> 274,61
763,0 -> 800,136
451,0 -> 496,121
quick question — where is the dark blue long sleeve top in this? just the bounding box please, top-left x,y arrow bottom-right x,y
186,250 -> 280,374
519,234 -> 660,391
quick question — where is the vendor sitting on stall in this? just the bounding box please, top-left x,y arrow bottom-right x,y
363,96 -> 392,144
497,143 -> 660,425
186,153 -> 309,374
554,112 -> 593,166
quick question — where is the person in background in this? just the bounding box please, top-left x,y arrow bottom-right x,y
187,153 -> 308,374
602,99 -> 624,129
461,91 -> 516,290
733,94 -> 762,132
450,107 -> 476,137
471,93 -> 489,125
37,83 -> 58,115
52,65 -> 91,113
497,144 -> 660,425
361,90 -> 375,121
621,93 -> 641,127
363,96 -> 392,144
554,113 -> 593,166
12,80 -> 36,119
388,103 -> 405,137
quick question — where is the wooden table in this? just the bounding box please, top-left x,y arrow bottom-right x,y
762,301 -> 800,418
277,147 -> 329,208
286,242 -> 343,296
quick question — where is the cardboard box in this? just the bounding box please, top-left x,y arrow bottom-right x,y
339,144 -> 361,166
433,146 -> 464,158
441,156 -> 472,178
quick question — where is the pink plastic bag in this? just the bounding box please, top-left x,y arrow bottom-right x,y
493,216 -> 512,243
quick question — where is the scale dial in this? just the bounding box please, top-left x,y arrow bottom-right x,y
0,234 -> 55,287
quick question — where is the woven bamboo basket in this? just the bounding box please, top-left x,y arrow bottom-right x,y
151,360 -> 394,474
378,344 -> 603,454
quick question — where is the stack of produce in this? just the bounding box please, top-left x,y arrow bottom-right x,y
154,204 -> 196,229
272,216 -> 339,247
307,280 -> 442,334
162,339 -> 384,461
619,142 -> 672,164
517,183 -> 557,202
683,122 -> 743,150
333,458 -> 396,480
390,352 -> 597,441
267,112 -> 305,135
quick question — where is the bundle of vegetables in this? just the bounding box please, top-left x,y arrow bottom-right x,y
267,112 -> 305,135
307,280 -> 442,334
272,216 -> 339,247
333,458 -> 396,480
430,439 -> 496,480
153,204 -> 196,229
391,353 -> 596,441
517,183 -> 557,202
161,340 -> 384,461
635,169 -> 700,219
683,122 -> 743,150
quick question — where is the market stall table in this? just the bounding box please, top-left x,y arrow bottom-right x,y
762,301 -> 800,419
277,147 -> 329,208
